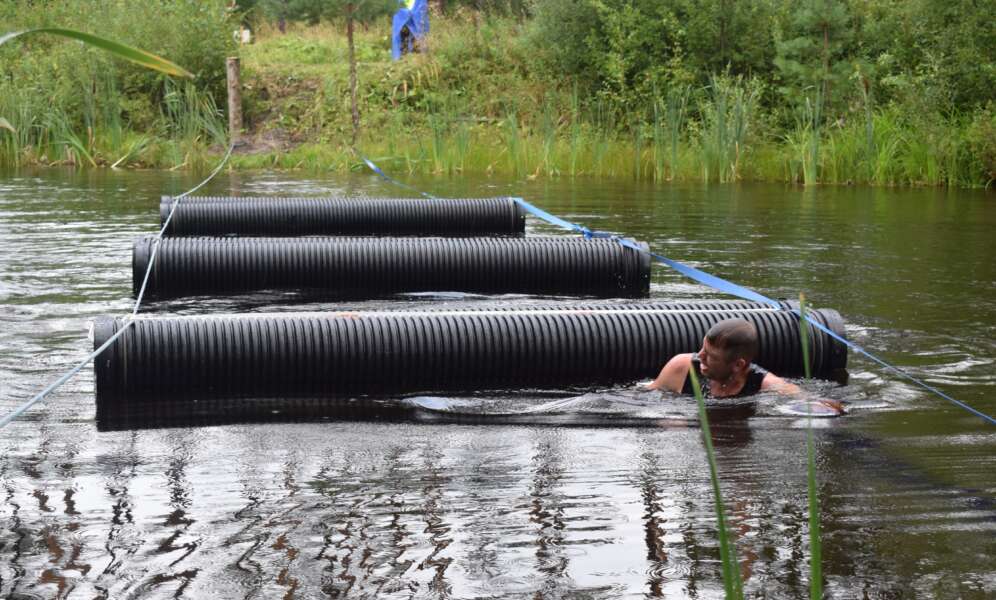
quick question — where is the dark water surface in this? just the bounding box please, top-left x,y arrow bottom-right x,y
1,169 -> 994,598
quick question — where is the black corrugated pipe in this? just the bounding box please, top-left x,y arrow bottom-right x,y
132,236 -> 652,299
92,302 -> 848,407
160,196 -> 526,237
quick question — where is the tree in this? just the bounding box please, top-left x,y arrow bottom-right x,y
333,0 -> 397,145
529,0 -> 687,112
263,0 -> 396,144
672,0 -> 779,82
774,0 -> 854,112
855,0 -> 996,112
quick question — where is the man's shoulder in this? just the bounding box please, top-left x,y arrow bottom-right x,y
670,352 -> 696,364
661,353 -> 695,393
750,362 -> 769,375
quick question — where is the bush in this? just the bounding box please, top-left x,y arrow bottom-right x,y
965,103 -> 996,186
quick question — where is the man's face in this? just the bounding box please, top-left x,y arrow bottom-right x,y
697,338 -> 741,381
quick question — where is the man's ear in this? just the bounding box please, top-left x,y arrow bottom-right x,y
734,357 -> 748,372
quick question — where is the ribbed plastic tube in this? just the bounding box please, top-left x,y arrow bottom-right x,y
132,236 -> 652,299
92,302 -> 847,405
160,196 -> 526,237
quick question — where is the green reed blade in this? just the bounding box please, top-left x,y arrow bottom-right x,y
798,293 -> 823,599
0,28 -> 193,78
690,367 -> 744,599
799,293 -> 811,380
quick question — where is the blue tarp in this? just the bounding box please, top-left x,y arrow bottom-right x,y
391,0 -> 429,60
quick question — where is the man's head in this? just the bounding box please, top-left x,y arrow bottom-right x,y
697,318 -> 759,381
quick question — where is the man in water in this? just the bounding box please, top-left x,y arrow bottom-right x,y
644,318 -> 844,413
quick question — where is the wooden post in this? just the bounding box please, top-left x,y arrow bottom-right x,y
226,57 -> 243,145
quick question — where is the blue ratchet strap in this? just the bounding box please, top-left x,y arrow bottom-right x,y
359,154 -> 437,200
613,237 -> 782,309
513,197 -> 996,426
513,197 -> 779,305
359,156 -> 995,425
512,197 -> 597,237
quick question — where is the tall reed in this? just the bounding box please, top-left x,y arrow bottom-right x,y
689,367 -> 745,599
0,90 -> 35,165
452,117 -> 471,173
700,76 -> 758,182
502,110 -> 523,177
427,112 -> 447,173
858,78 -> 875,182
802,91 -> 823,185
162,80 -> 226,146
798,294 -> 823,599
591,99 -> 613,176
539,97 -> 559,177
568,84 -> 583,176
567,81 -> 584,177
652,95 -> 666,182
666,86 -> 690,180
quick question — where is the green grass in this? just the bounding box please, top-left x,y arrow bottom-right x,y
0,0 -> 231,170
0,6 -> 991,185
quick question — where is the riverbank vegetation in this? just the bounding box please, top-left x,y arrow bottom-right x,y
1,0 -> 993,187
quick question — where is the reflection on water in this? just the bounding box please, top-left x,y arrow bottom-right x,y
1,169 -> 994,598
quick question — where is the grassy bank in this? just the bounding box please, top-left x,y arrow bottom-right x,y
2,5 -> 994,187
0,0 -> 233,172
232,19 -> 995,187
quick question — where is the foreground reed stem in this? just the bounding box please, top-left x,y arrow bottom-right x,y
690,367 -> 744,599
799,293 -> 823,599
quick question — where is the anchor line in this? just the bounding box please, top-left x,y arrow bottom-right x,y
0,144 -> 235,429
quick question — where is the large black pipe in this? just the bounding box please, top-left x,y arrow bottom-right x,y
160,196 -> 526,237
132,236 -> 652,299
93,302 -> 847,406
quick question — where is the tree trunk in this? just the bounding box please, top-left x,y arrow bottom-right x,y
279,0 -> 288,33
822,22 -> 830,102
347,6 -> 359,146
719,0 -> 729,69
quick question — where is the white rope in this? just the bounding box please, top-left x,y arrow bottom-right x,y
0,145 -> 234,430
133,144 -> 235,315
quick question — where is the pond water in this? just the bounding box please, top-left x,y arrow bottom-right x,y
1,168 -> 994,598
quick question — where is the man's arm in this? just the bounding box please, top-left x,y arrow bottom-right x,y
760,372 -> 801,394
642,353 -> 694,393
761,373 -> 846,414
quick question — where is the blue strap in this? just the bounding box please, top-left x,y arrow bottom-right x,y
515,198 -> 783,307
513,197 -> 607,238
611,237 -> 782,308
513,197 -> 996,426
359,154 -> 437,199
358,155 -> 996,426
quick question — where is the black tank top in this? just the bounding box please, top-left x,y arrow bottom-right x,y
681,355 -> 768,398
